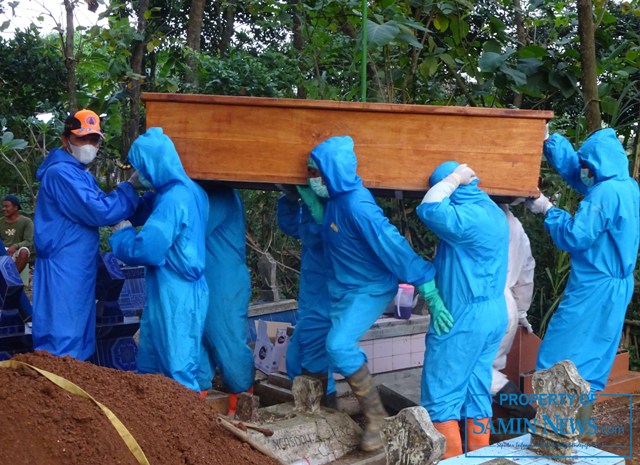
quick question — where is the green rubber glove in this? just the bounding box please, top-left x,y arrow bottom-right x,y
417,280 -> 454,336
296,185 -> 324,224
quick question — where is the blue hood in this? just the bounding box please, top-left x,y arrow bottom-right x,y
429,160 -> 489,204
578,128 -> 629,183
309,136 -> 362,197
128,127 -> 192,191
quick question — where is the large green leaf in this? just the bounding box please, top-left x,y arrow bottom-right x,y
518,44 -> 548,59
418,57 -> 440,78
366,20 -> 400,49
517,57 -> 543,76
479,52 -> 507,72
500,65 -> 527,87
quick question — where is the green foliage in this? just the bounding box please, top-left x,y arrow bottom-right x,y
0,29 -> 67,120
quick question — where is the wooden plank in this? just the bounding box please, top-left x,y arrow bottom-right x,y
142,93 -> 553,197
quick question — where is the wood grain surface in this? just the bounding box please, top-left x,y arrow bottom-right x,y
142,93 -> 553,197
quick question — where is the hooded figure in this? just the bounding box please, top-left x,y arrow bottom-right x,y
277,186 -> 335,407
308,135 -> 447,452
196,187 -> 254,412
417,161 -> 509,458
530,129 -> 639,398
109,127 -> 209,391
33,110 -> 139,360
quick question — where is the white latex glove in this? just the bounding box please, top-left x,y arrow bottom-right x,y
526,193 -> 553,215
422,164 -> 477,204
450,163 -> 477,186
112,220 -> 132,232
519,316 -> 534,334
544,123 -> 550,141
127,171 -> 144,190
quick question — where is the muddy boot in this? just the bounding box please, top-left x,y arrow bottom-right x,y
346,364 -> 387,452
576,402 -> 597,444
302,369 -> 337,409
494,380 -> 537,419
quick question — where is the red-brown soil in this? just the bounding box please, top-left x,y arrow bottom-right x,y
0,351 -> 279,465
592,395 -> 640,465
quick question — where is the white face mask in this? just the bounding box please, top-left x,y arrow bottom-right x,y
69,143 -> 99,165
580,168 -> 594,187
309,176 -> 329,198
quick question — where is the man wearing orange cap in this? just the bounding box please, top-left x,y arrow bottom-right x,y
32,109 -> 141,360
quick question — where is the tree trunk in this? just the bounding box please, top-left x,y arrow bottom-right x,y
577,0 -> 602,133
185,0 -> 206,86
123,0 -> 149,162
62,0 -> 78,112
219,0 -> 237,58
290,0 -> 307,99
512,0 -> 526,108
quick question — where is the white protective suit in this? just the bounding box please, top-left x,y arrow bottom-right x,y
490,205 -> 535,394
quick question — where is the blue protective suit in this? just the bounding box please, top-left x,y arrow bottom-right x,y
196,187 -> 254,393
537,130 -> 639,392
109,128 -> 209,391
417,161 -> 509,422
310,136 -> 435,377
277,195 -> 335,393
33,147 -> 139,360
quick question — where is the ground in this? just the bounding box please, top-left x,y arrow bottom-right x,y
0,351 -> 280,465
1,351 -> 637,465
591,394 -> 640,465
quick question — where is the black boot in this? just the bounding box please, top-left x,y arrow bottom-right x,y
346,364 -> 388,452
302,369 -> 337,409
494,380 -> 537,419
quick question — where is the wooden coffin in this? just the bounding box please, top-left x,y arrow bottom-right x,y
141,93 -> 553,197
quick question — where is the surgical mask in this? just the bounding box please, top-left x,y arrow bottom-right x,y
69,143 -> 98,165
580,168 -> 594,187
138,172 -> 153,189
309,176 -> 329,198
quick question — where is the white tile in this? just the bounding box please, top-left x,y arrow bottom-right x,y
392,336 -> 411,355
373,356 -> 393,373
392,353 -> 411,370
373,338 -> 393,358
411,334 -> 426,352
410,352 -> 424,367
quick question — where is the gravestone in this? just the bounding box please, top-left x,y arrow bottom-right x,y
381,406 -> 444,465
246,376 -> 361,465
529,360 -> 590,457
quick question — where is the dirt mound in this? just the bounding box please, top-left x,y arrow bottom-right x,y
0,351 -> 278,465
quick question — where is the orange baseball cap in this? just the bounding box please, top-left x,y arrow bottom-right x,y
65,109 -> 104,138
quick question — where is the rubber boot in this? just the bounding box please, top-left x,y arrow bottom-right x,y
345,364 -> 387,452
576,402 -> 597,444
466,418 -> 491,452
433,420 -> 463,459
199,390 -> 208,399
323,392 -> 338,410
302,369 -> 337,409
494,380 -> 536,419
228,387 -> 254,415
